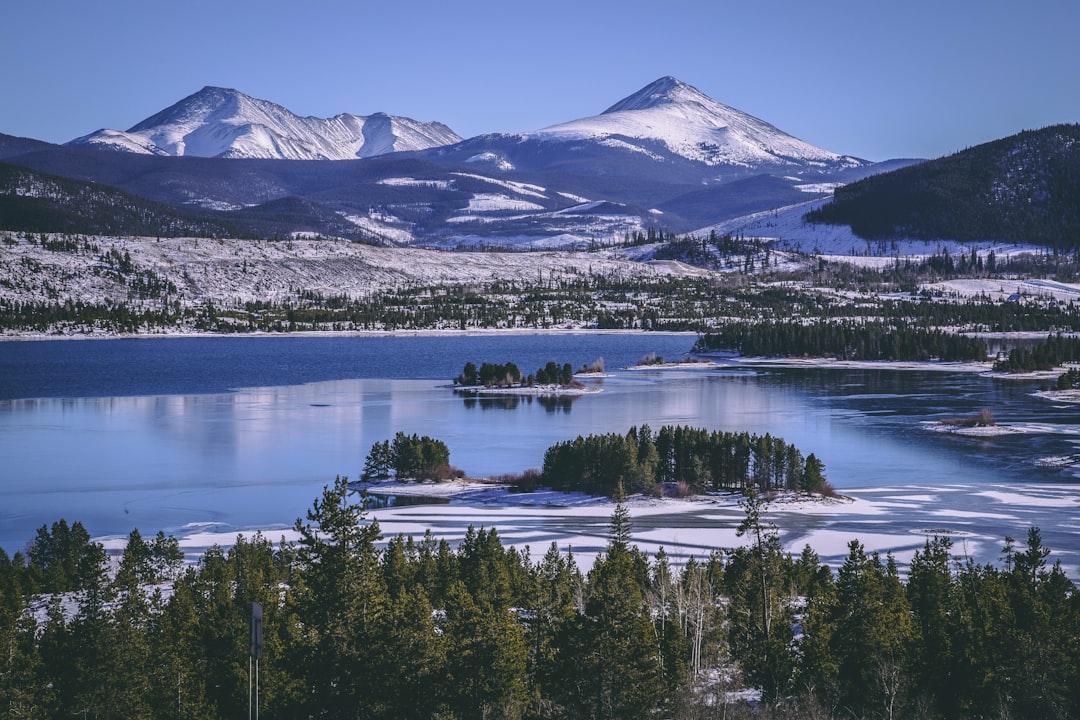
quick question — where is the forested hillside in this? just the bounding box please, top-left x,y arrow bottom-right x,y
0,163 -> 383,241
806,124 -> 1080,251
0,162 -> 241,238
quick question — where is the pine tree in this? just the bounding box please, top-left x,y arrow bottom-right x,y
725,489 -> 795,701
291,476 -> 388,717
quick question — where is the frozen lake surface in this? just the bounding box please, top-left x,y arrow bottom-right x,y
1,334 -> 1077,574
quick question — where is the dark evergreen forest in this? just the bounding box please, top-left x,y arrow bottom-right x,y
694,322 -> 989,362
806,125 -> 1080,252
2,477 -> 1077,720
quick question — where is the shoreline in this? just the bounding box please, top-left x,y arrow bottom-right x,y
0,327 -> 700,343
453,383 -> 601,397
708,354 -> 997,374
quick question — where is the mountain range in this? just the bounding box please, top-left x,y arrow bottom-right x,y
67,86 -> 462,160
2,77 -> 909,248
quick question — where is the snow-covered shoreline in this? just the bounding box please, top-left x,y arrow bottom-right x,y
90,477 -> 1080,579
0,326 -> 699,343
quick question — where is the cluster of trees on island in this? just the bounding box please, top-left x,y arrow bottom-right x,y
359,424 -> 827,500
1,479 -> 1077,720
454,360 -> 578,388
541,425 -> 829,498
361,432 -> 456,482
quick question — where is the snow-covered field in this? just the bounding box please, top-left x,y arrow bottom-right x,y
697,197 -> 1048,261
924,277 -> 1080,302
0,232 -> 700,310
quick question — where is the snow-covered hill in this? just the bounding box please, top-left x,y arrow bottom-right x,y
67,86 -> 462,160
0,232 -> 703,314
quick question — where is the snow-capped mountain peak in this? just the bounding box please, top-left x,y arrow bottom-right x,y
67,86 -> 462,161
601,75 -> 709,113
528,76 -> 862,170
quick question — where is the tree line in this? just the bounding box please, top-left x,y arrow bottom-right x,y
694,321 -> 989,362
2,480 -> 1077,719
992,333 -> 1080,372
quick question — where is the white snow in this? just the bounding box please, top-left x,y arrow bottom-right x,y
462,193 -> 546,213
0,232 -> 690,319
377,177 -> 452,189
795,182 -> 843,194
450,173 -> 548,199
464,152 -> 516,171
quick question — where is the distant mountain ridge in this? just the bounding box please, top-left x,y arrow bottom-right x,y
67,86 -> 462,161
2,78 -> 911,248
806,124 -> 1080,251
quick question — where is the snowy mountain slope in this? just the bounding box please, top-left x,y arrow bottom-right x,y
67,86 -> 462,160
696,198 -> 1033,258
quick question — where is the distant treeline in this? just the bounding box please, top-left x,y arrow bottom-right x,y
694,321 -> 989,362
993,333 -> 1080,372
540,424 -> 827,498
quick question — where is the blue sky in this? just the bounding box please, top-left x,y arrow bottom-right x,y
2,0 -> 1077,161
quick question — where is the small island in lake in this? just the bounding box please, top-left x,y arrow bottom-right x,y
626,352 -> 719,370
453,360 -> 600,396
927,408 -> 1021,436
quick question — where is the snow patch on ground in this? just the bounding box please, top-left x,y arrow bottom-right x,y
462,193 -> 546,213
376,177 -> 452,189
450,173 -> 548,199
925,277 -> 1080,302
464,152 -> 515,171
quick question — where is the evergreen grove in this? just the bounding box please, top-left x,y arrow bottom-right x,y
1,480 -> 1078,719
541,424 -> 829,497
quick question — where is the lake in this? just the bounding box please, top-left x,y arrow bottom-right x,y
1,333 -> 1078,572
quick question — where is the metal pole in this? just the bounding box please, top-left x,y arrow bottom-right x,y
255,657 -> 260,720
248,655 -> 252,720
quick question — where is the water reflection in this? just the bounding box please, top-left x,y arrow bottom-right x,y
459,392 -> 577,413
